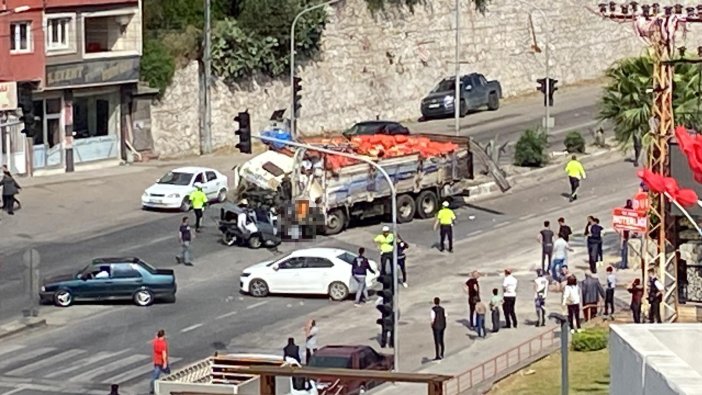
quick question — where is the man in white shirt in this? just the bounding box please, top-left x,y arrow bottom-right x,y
551,235 -> 573,283
502,269 -> 519,329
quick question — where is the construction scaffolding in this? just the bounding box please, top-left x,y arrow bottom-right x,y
595,3 -> 702,322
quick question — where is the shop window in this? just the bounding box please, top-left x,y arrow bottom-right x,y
83,14 -> 135,54
10,22 -> 32,53
73,97 -> 111,139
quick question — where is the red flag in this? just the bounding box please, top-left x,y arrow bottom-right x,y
676,188 -> 699,207
638,168 -> 666,194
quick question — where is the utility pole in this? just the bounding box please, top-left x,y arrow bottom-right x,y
202,0 -> 213,154
453,0 -> 461,136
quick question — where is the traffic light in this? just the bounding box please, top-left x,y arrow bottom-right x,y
234,111 -> 251,154
293,77 -> 302,117
536,78 -> 558,107
376,274 -> 394,329
547,78 -> 558,107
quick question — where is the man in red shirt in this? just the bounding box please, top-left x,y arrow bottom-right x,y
150,329 -> 170,394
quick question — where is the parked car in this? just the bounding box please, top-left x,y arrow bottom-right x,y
39,257 -> 177,307
239,248 -> 379,301
420,73 -> 502,119
308,345 -> 393,395
342,121 -> 410,138
141,166 -> 228,211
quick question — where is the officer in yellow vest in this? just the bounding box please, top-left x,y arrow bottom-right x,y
374,226 -> 395,274
434,201 -> 456,252
189,183 -> 208,232
564,155 -> 586,202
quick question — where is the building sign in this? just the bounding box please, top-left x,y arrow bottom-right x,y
612,207 -> 648,233
0,82 -> 18,111
45,57 -> 140,88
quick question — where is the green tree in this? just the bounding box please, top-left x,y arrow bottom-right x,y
514,128 -> 548,167
599,54 -> 702,150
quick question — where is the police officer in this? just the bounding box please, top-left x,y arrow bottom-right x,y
189,183 -> 208,232
434,201 -> 456,252
374,226 -> 395,274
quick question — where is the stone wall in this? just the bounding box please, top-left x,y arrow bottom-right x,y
151,0 -> 701,158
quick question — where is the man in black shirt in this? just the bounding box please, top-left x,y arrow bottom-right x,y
557,217 -> 572,242
585,216 -> 603,273
464,272 -> 480,328
352,248 -> 375,305
177,216 -> 193,266
431,297 -> 446,361
283,337 -> 301,364
538,221 -> 554,273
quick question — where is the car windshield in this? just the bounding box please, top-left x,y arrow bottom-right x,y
308,355 -> 352,369
336,252 -> 357,264
431,79 -> 455,93
268,255 -> 291,266
157,172 -> 192,186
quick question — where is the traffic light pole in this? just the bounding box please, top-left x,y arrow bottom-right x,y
251,134 -> 400,371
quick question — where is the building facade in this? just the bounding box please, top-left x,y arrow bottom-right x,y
1,0 -> 146,175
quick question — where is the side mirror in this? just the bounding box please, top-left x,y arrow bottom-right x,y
465,85 -> 473,91
272,264 -> 280,271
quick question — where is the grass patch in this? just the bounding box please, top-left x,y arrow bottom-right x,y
488,347 -> 609,395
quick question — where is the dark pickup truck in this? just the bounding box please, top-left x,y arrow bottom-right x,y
420,73 -> 502,120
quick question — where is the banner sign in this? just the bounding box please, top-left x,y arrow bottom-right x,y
0,82 -> 18,111
612,207 -> 647,232
45,57 -> 140,88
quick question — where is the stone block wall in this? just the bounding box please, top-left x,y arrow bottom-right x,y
150,0 -> 702,158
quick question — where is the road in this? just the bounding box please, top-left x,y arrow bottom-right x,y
0,155 -> 637,395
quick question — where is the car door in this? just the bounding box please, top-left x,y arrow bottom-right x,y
204,171 -> 222,199
269,257 -> 306,293
301,257 -> 335,293
109,263 -> 143,298
80,264 -> 114,299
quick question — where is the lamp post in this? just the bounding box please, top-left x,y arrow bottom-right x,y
548,313 -> 569,395
453,0 -> 461,136
290,0 -> 343,140
515,0 -> 550,134
202,0 -> 213,154
252,134 -> 400,371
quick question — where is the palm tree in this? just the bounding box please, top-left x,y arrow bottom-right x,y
598,53 -> 702,149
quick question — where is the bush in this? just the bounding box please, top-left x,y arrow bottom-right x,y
571,328 -> 608,352
564,131 -> 586,153
514,128 -> 548,167
140,38 -> 176,95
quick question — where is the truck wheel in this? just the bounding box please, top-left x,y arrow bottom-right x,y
248,235 -> 263,249
487,93 -> 500,111
396,194 -> 416,223
415,190 -> 439,219
324,209 -> 346,235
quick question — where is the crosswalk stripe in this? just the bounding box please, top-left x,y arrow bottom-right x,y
7,349 -> 87,376
0,347 -> 55,371
69,354 -> 148,382
0,344 -> 26,358
45,349 -> 130,379
102,357 -> 182,384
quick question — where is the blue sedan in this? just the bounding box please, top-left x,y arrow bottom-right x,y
40,257 -> 177,307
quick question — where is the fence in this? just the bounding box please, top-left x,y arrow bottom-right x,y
444,327 -> 560,395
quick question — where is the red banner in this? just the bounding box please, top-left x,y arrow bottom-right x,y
612,207 -> 647,232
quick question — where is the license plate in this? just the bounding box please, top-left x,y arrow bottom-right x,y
428,103 -> 440,108
151,199 -> 162,204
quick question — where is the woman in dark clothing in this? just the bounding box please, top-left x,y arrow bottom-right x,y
1,167 -> 21,215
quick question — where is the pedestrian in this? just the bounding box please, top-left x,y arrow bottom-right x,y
464,271 -> 480,328
619,200 -> 633,270
581,272 -> 605,321
564,154 -> 586,202
489,288 -> 502,332
1,165 -> 20,211
304,319 -> 318,364
538,221 -> 554,273
189,183 -> 208,232
502,269 -> 519,329
109,384 -> 120,395
176,216 -> 194,266
475,300 -> 487,338
562,275 -> 582,334
374,226 -> 395,274
594,218 -> 604,262
149,329 -> 170,394
434,201 -> 456,253
283,337 -> 301,364
559,265 -> 570,291
647,267 -> 663,323
533,269 -> 548,327
352,247 -> 375,306
628,278 -> 644,323
557,217 -> 572,242
1,166 -> 21,215
397,236 -> 409,287
430,297 -> 446,360
604,266 -> 616,319
551,234 -> 573,283
585,216 -> 603,273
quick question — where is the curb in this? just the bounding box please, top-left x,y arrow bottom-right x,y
0,317 -> 47,339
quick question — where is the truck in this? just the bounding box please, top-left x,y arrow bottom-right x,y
231,133 -> 473,236
420,73 -> 502,120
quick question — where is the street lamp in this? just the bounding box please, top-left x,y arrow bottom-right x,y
0,5 -> 30,16
453,0 -> 461,136
290,0 -> 343,140
515,0 -> 551,134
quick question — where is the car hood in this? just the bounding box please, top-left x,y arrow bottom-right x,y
145,183 -> 192,196
243,260 -> 275,274
423,92 -> 453,102
43,273 -> 78,285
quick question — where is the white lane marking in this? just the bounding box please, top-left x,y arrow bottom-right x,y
246,301 -> 268,309
7,349 -> 86,376
180,323 -> 204,333
1,387 -> 26,395
465,230 -> 483,237
0,347 -> 55,370
69,354 -> 148,382
45,350 -> 130,378
0,344 -> 26,358
121,235 -> 174,252
494,221 -> 511,228
216,311 -> 238,320
102,357 -> 182,384
519,213 -> 536,220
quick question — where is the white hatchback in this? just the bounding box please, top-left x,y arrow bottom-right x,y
240,248 -> 379,301
141,166 -> 228,211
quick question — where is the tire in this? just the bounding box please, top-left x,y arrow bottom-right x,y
217,189 -> 228,203
163,293 -> 177,304
180,198 -> 191,212
324,209 -> 347,235
53,289 -> 73,307
396,194 -> 416,223
248,235 -> 263,249
249,279 -> 270,297
487,93 -> 500,111
133,289 -> 154,307
328,281 -> 350,301
415,190 -> 439,219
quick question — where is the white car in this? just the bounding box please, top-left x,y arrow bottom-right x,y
240,248 -> 380,301
141,166 -> 229,211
